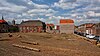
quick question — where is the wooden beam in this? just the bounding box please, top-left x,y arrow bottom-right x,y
12,44 -> 40,52
21,40 -> 39,45
0,38 -> 11,41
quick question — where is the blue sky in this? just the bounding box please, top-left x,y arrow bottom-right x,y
0,0 -> 100,25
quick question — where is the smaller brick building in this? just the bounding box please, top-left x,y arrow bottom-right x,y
0,16 -> 9,33
46,24 -> 54,33
19,20 -> 46,33
60,19 -> 74,34
92,23 -> 100,36
76,23 -> 100,36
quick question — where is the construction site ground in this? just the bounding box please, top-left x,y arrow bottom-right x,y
0,33 -> 100,56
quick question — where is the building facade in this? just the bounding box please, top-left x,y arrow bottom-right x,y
46,24 -> 54,33
60,19 -> 74,34
19,20 -> 46,33
92,23 -> 100,36
76,23 -> 94,34
0,16 -> 9,33
76,23 -> 100,36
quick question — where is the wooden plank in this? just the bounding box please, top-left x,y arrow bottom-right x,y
12,44 -> 40,52
0,38 -> 11,41
83,38 -> 96,45
21,40 -> 39,45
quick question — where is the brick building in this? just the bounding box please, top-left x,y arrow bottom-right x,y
19,20 -> 46,33
76,23 -> 100,36
60,19 -> 74,34
92,23 -> 100,36
85,23 -> 94,34
76,23 -> 94,34
0,16 -> 9,33
46,24 -> 54,33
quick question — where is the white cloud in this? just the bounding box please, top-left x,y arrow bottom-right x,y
91,7 -> 100,10
53,0 -> 78,9
76,18 -> 99,23
30,14 -> 37,17
37,17 -> 43,20
45,14 -> 53,16
27,9 -> 46,13
71,14 -> 77,17
33,3 -> 49,9
27,0 -> 49,9
27,8 -> 58,16
0,0 -> 27,12
87,11 -> 100,17
87,11 -> 95,16
17,15 -> 22,17
46,16 -> 73,24
0,0 -> 100,25
28,8 -> 57,13
95,13 -> 100,16
27,0 -> 34,5
15,18 -> 33,24
59,0 -> 77,3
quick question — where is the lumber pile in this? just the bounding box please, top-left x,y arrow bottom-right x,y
12,44 -> 40,52
21,40 -> 39,45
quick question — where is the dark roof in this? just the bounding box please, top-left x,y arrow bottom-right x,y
19,20 -> 44,26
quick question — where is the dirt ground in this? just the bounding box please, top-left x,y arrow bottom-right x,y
0,33 -> 100,56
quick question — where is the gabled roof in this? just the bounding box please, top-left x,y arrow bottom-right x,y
19,20 -> 44,26
78,23 -> 95,28
46,24 -> 54,26
86,23 -> 94,28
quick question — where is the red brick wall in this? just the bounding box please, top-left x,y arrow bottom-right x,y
19,26 -> 43,33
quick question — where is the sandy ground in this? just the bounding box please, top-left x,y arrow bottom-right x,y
0,33 -> 100,56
